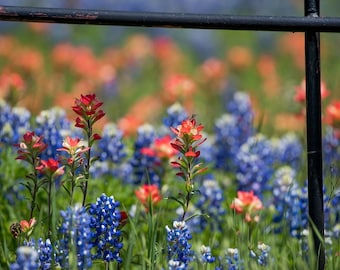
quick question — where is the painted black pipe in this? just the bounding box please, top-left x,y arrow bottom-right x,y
0,5 -> 340,32
305,0 -> 325,269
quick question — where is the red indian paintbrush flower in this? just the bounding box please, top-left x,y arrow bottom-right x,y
15,131 -> 47,161
294,79 -> 329,103
20,218 -> 36,234
36,158 -> 64,177
230,191 -> 263,222
135,184 -> 162,207
72,94 -> 105,142
141,135 -> 178,159
325,100 -> 340,128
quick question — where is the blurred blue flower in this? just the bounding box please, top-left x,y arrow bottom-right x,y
188,177 -> 226,232
10,246 -> 39,270
235,134 -> 274,196
272,133 -> 303,170
90,123 -> 127,178
34,107 -> 72,160
0,100 -> 31,145
128,124 -> 161,186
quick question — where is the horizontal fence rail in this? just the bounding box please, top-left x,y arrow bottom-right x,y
1,5 -> 340,32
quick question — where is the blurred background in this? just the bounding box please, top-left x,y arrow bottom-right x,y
1,0 -> 340,135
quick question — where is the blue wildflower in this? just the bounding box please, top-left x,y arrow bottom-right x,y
0,100 -> 31,145
272,133 -> 303,170
162,102 -> 188,131
189,177 -> 226,232
58,205 -> 93,269
200,245 -> 215,264
89,193 -> 123,263
323,126 -> 340,176
250,243 -> 271,266
166,221 -> 193,268
225,248 -> 243,270
24,238 -> 54,270
10,246 -> 39,270
34,107 -> 72,160
213,113 -> 240,170
128,124 -> 160,186
226,91 -> 254,144
90,123 -> 126,178
235,134 -> 274,196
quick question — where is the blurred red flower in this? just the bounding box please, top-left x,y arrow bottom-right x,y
294,79 -> 329,103
141,135 -> 178,160
325,100 -> 340,129
230,191 -> 263,222
135,184 -> 162,207
20,217 -> 36,235
36,158 -> 64,177
15,131 -> 47,161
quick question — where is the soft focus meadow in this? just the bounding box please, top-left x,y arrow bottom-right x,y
1,1 -> 340,270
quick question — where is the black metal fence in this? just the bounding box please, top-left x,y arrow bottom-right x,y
0,1 -> 336,269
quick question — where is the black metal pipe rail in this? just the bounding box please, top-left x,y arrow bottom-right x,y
0,3 -> 330,270
1,5 -> 340,32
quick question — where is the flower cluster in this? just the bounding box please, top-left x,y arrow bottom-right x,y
188,177 -> 226,232
230,191 -> 263,223
72,94 -> 105,141
0,100 -> 31,145
135,184 -> 162,210
88,193 -> 123,263
166,221 -> 193,269
235,134 -> 274,196
10,246 -> 39,270
200,245 -> 215,264
170,117 -> 207,192
58,205 -> 93,269
250,243 -> 271,266
34,107 -> 72,160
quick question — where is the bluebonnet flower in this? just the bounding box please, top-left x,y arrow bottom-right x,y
270,166 -> 299,229
188,177 -> 226,232
10,246 -> 39,270
24,238 -> 54,270
287,186 -> 309,238
200,245 -> 215,264
272,133 -> 303,170
89,193 -> 123,263
224,248 -> 243,270
162,102 -> 188,131
166,221 -> 193,269
128,124 -> 161,186
235,134 -> 274,196
213,114 -> 240,170
0,100 -> 31,145
226,91 -> 254,144
58,205 -> 93,269
34,107 -> 72,160
249,243 -> 271,266
323,126 -> 340,176
90,123 -> 126,178
331,188 -> 340,224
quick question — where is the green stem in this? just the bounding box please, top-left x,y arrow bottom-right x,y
82,120 -> 92,207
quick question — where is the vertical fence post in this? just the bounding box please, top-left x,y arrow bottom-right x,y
304,0 -> 325,269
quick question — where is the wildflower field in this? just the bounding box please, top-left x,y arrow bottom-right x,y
1,2 -> 340,270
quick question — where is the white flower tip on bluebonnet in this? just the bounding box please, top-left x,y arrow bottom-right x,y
167,102 -> 185,114
173,220 -> 186,229
257,243 -> 270,252
226,248 -> 239,256
137,123 -> 155,134
200,245 -> 211,254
